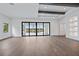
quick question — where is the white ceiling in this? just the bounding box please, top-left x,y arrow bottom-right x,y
38,4 -> 77,19
38,13 -> 64,19
0,3 -> 38,18
0,3 -> 77,19
39,4 -> 76,12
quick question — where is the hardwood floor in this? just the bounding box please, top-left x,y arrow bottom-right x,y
0,36 -> 79,56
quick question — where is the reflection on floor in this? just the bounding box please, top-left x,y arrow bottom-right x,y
0,36 -> 79,56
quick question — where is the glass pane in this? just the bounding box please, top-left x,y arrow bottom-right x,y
69,17 -> 77,22
23,23 -> 29,35
30,23 -> 36,35
70,22 -> 78,27
37,23 -> 43,35
44,23 -> 49,35
69,32 -> 78,37
70,27 -> 78,32
69,16 -> 78,37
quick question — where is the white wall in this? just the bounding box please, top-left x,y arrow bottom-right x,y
0,13 -> 12,40
63,7 -> 79,41
0,3 -> 62,38
11,17 -> 59,37
0,13 -> 63,38
58,16 -> 66,35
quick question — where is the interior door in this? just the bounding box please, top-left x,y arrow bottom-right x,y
59,23 -> 66,35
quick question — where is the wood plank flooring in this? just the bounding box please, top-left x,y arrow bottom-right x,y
0,36 -> 79,56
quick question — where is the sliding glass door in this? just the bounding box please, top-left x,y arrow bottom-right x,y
37,23 -> 43,36
22,23 -> 29,36
44,23 -> 50,35
22,22 -> 50,36
30,23 -> 36,36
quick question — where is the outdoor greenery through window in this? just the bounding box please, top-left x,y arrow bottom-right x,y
22,22 -> 50,36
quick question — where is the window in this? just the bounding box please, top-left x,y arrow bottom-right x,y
69,16 -> 78,37
22,22 -> 50,36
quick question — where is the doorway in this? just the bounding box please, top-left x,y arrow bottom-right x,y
22,22 -> 50,36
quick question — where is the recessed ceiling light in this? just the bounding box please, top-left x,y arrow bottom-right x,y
9,3 -> 15,5
44,6 -> 47,8
64,8 -> 65,9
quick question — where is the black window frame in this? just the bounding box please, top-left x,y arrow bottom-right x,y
21,22 -> 50,37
